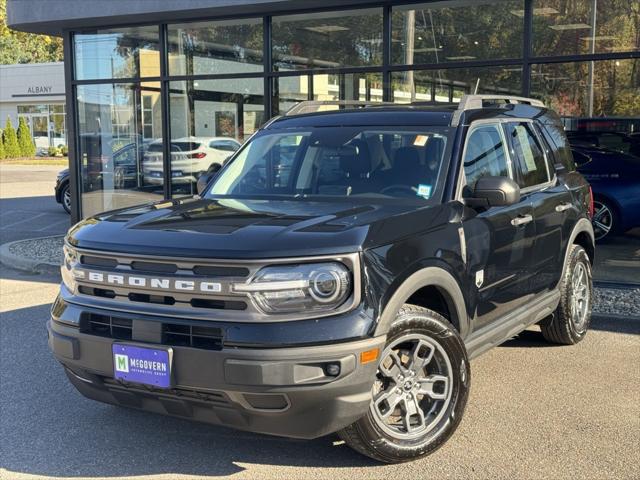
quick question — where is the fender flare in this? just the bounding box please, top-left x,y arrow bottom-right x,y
374,267 -> 470,339
558,217 -> 595,287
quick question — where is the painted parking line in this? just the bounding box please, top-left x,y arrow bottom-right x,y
34,218 -> 70,232
0,212 -> 49,230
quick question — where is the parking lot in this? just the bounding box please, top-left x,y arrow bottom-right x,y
1,166 -> 639,479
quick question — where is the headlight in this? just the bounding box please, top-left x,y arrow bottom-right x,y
234,262 -> 352,314
61,244 -> 81,293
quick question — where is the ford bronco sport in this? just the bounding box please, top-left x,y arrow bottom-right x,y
50,95 -> 595,463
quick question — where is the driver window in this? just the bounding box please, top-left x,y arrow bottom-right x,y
463,124 -> 509,191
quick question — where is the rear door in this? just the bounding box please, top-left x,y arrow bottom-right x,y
504,121 -> 571,293
460,122 -> 536,331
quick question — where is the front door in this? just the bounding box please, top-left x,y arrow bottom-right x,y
460,122 -> 536,331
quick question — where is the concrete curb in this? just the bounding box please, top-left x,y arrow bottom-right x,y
0,234 -> 63,274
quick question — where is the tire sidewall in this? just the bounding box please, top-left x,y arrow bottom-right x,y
61,183 -> 71,214
355,310 -> 470,462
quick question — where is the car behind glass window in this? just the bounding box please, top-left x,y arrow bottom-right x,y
506,122 -> 549,188
463,124 -> 509,190
208,127 -> 451,200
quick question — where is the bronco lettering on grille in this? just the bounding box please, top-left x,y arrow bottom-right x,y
84,271 -> 222,293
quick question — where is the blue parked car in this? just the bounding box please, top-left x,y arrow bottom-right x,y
572,145 -> 640,241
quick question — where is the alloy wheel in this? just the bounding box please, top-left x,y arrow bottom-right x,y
63,187 -> 72,212
592,201 -> 613,240
571,262 -> 590,332
370,333 -> 453,440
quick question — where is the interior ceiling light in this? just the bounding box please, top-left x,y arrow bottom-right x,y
511,7 -> 559,17
304,25 -> 349,34
549,23 -> 592,31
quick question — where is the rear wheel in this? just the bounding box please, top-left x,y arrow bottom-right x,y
541,245 -> 592,345
339,305 -> 469,463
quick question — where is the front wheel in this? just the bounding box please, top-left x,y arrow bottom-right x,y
60,183 -> 71,214
339,305 -> 470,463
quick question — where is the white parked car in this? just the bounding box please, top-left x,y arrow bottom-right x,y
143,137 -> 241,185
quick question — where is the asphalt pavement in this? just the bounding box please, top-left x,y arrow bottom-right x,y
0,165 -> 639,479
0,164 -> 71,244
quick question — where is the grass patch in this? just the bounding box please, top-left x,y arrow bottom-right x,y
0,157 -> 69,166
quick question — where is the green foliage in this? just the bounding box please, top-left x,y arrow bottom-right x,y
48,145 -> 61,157
0,0 -> 63,64
17,116 -> 35,157
2,118 -> 20,158
61,145 -> 68,156
0,129 -> 5,159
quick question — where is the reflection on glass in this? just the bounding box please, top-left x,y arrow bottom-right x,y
276,76 -> 309,115
312,73 -> 383,102
167,79 -> 264,196
532,0 -> 640,56
392,1 -> 524,65
272,9 -> 383,71
167,18 -> 263,76
530,59 -> 640,118
391,67 -> 522,103
76,83 -> 163,218
74,26 -> 160,80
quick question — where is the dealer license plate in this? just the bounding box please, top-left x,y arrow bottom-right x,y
112,344 -> 172,388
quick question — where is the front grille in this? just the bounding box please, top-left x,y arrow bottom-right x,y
80,313 -> 133,340
164,323 -> 224,350
79,313 -> 224,351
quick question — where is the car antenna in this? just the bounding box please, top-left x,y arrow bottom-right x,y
473,78 -> 480,94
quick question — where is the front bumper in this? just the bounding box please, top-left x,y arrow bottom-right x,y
48,309 -> 384,439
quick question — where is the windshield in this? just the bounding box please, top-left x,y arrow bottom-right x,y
206,126 -> 453,202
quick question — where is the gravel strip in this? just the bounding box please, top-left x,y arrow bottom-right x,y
593,287 -> 640,318
7,235 -> 64,265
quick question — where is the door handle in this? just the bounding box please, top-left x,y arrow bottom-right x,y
555,203 -> 572,212
511,214 -> 533,226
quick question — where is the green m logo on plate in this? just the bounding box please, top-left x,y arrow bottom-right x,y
114,354 -> 129,373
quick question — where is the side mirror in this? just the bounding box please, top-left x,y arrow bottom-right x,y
469,176 -> 521,208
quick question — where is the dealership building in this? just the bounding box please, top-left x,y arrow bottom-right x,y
7,0 -> 639,221
0,62 -> 66,149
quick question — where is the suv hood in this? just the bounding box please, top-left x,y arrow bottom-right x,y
68,197 -> 455,259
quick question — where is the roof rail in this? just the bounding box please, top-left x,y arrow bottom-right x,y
284,100 -> 394,116
457,94 -> 545,110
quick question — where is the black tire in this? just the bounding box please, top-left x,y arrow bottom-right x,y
60,182 -> 71,214
339,304 -> 470,463
541,245 -> 592,345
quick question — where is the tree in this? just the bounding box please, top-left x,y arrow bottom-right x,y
0,0 -> 63,64
0,130 -> 5,160
17,116 -> 35,157
2,118 -> 20,158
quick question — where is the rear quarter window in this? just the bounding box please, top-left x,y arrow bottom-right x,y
541,123 -> 576,172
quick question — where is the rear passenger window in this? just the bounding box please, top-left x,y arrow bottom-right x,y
463,124 -> 509,190
506,122 -> 549,188
540,123 -> 576,172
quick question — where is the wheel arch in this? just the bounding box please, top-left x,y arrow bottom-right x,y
374,267 -> 469,339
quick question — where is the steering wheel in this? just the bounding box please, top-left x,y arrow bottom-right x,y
380,184 -> 417,197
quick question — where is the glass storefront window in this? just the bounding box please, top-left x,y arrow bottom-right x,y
76,83 -> 164,217
391,66 -> 523,104
17,104 -> 67,149
532,1 -> 640,57
530,59 -> 640,118
312,73 -> 384,103
392,1 -> 524,66
272,9 -> 383,71
74,26 -> 160,80
275,75 -> 310,115
167,18 -> 263,76
168,78 -> 264,196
